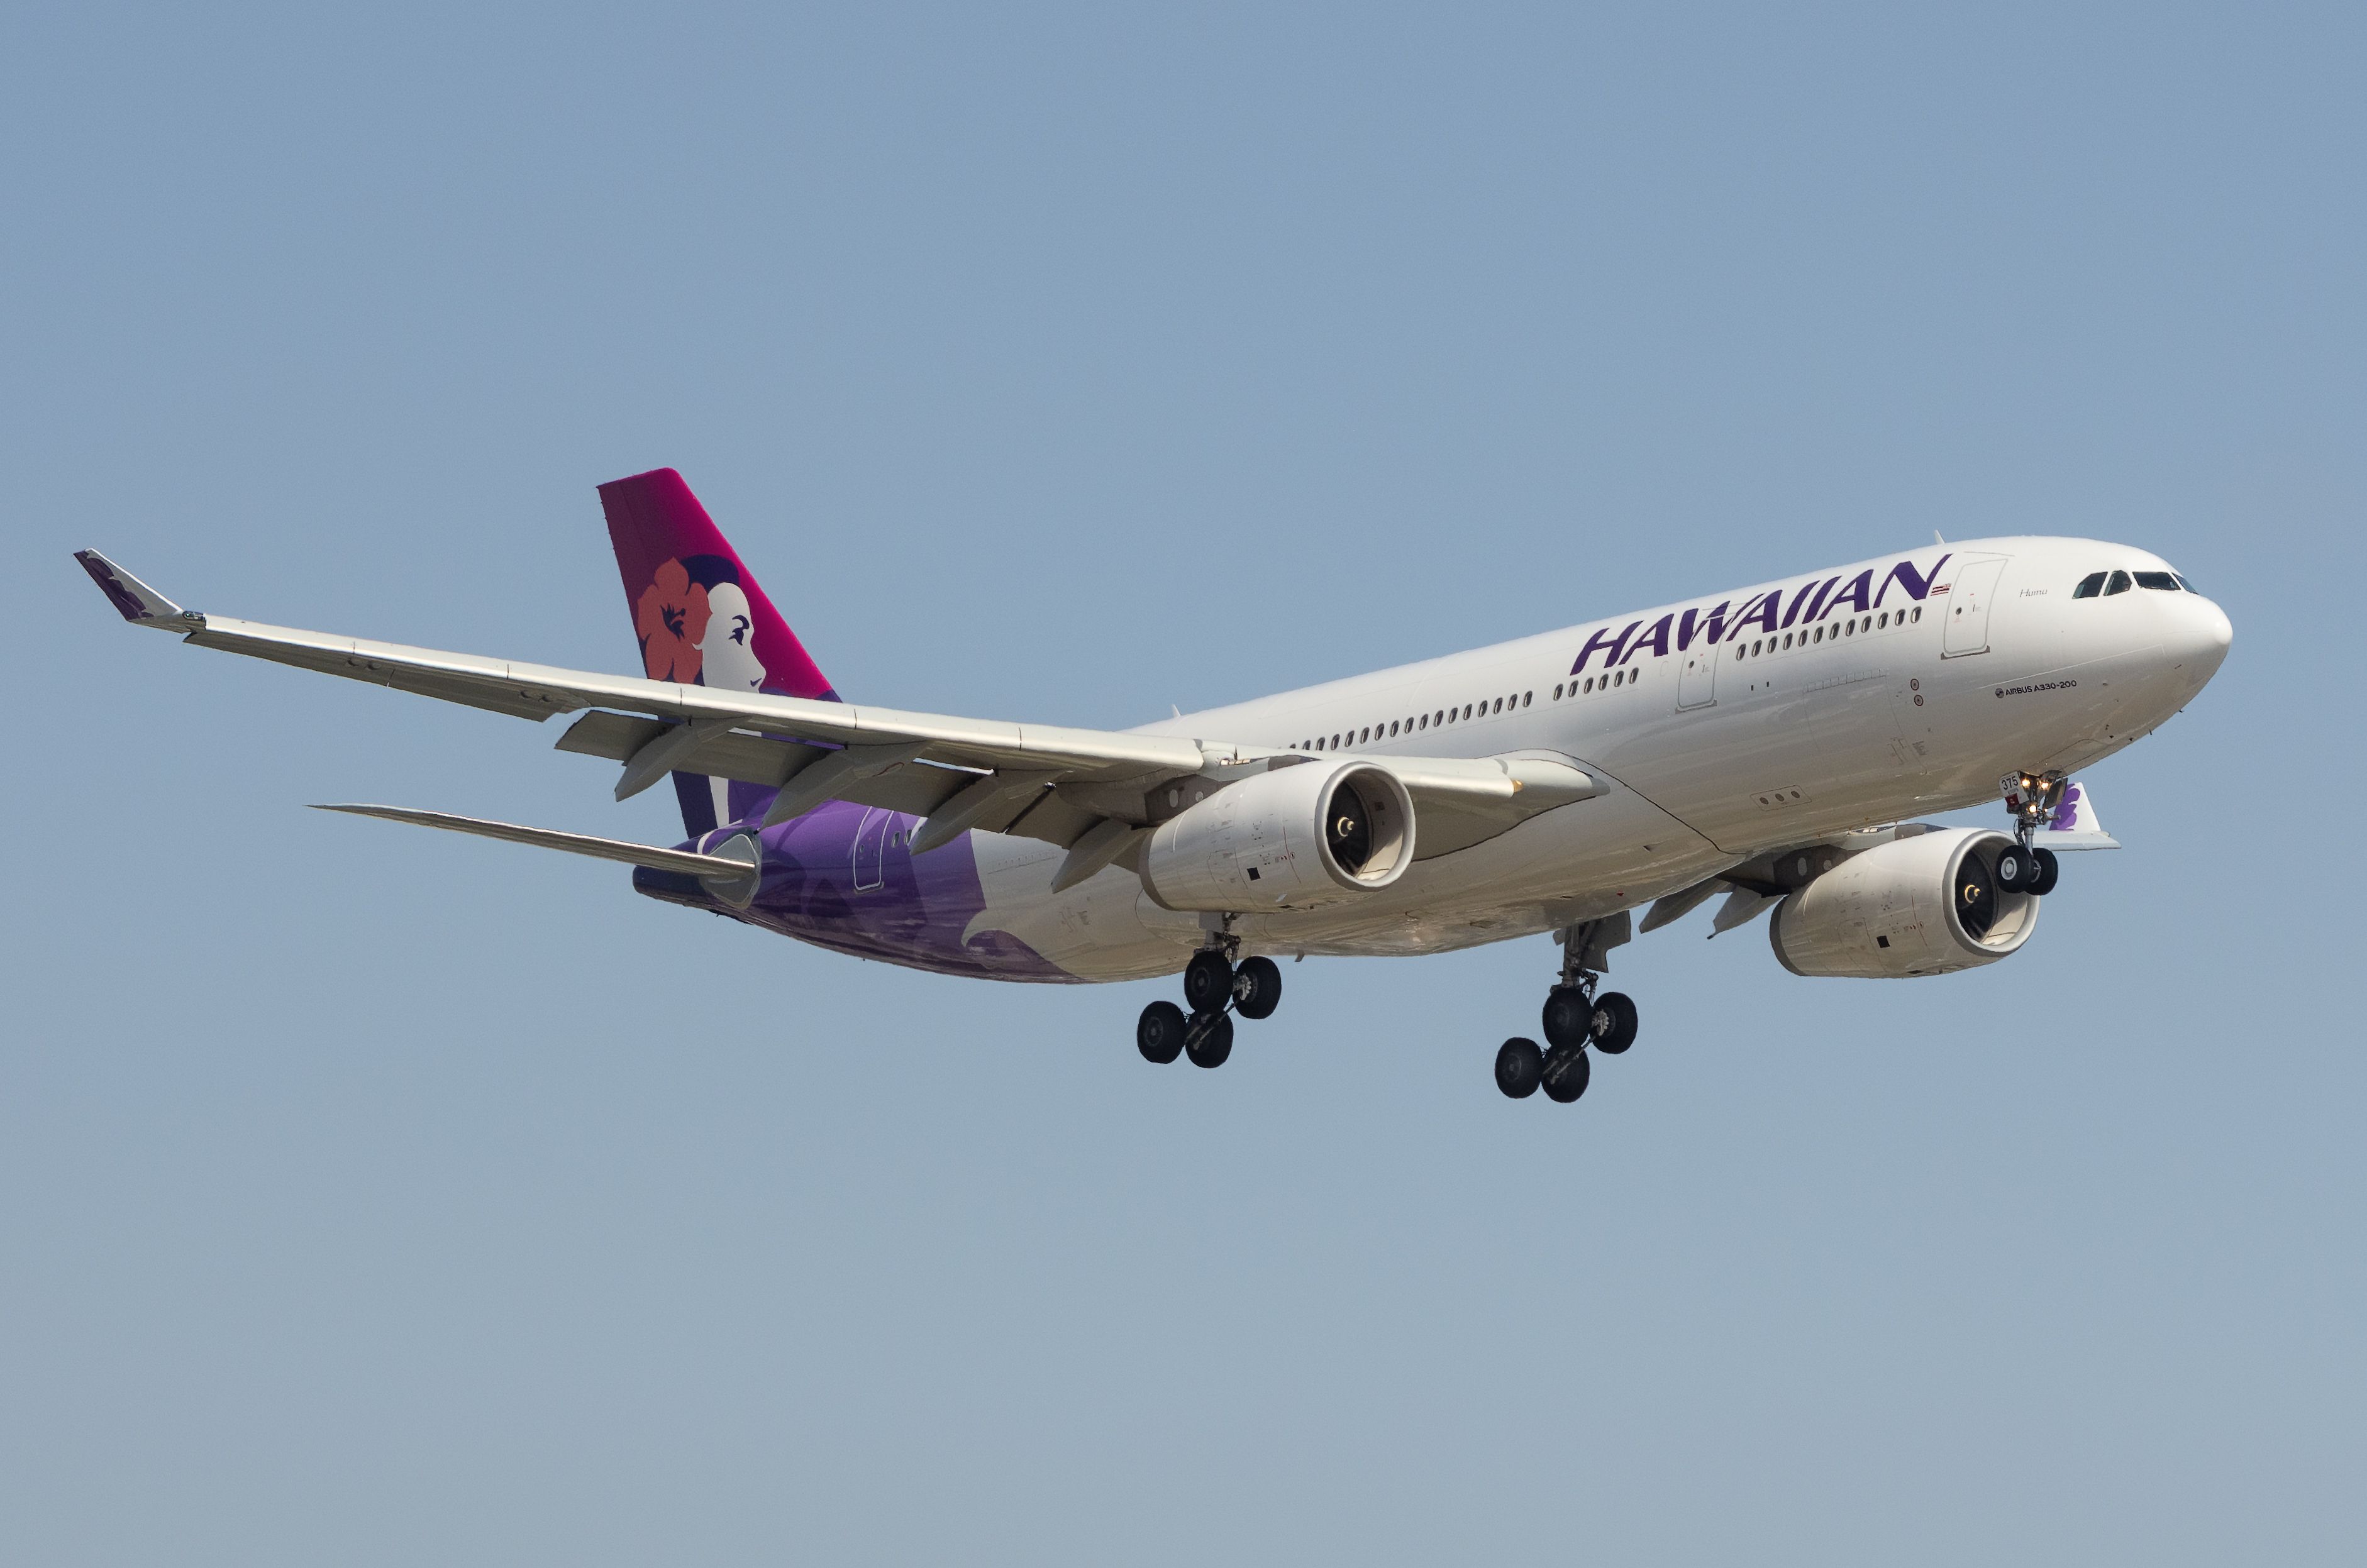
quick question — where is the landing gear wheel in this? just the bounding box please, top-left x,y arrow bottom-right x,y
1540,1043 -> 1591,1103
1233,956 -> 1283,1020
1542,986 -> 1594,1052
1183,951 -> 1235,1014
1995,842 -> 2038,892
1137,1000 -> 1187,1064
1588,991 -> 1638,1055
1185,1010 -> 1234,1069
2029,847 -> 2059,897
1495,1037 -> 1543,1098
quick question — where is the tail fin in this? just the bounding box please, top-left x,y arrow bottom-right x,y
2032,778 -> 2120,850
597,468 -> 839,838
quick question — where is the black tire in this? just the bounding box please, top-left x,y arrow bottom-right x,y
1183,951 -> 1234,1014
1233,955 -> 1283,1020
1542,986 -> 1593,1052
1185,1010 -> 1234,1069
1541,1043 -> 1591,1103
1589,991 -> 1638,1055
1995,842 -> 2037,892
1495,1037 -> 1544,1098
2029,847 -> 2059,897
1137,1000 -> 1187,1064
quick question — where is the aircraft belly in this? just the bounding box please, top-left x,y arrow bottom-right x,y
1224,779 -> 1729,958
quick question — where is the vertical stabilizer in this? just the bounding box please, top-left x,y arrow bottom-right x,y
597,468 -> 840,837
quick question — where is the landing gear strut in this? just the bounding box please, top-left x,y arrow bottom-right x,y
1137,915 -> 1282,1069
1500,917 -> 1640,1103
1999,771 -> 2063,896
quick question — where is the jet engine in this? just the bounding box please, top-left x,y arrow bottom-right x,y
1768,827 -> 2041,978
1140,760 -> 1416,912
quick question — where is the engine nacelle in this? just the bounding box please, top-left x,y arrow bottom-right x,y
1769,827 -> 2041,978
1140,760 -> 1416,912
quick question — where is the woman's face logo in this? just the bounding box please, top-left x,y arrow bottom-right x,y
695,582 -> 767,693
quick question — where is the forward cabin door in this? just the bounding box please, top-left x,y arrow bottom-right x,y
1677,636 -> 1719,710
1942,555 -> 2009,657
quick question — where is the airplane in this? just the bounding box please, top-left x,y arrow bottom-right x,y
75,468 -> 2231,1104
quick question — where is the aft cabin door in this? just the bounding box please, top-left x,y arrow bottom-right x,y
1677,638 -> 1718,710
852,808 -> 892,891
1942,556 -> 2008,657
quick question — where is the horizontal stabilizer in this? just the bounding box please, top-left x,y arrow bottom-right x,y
312,803 -> 758,889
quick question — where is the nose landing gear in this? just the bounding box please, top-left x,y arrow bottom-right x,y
1999,771 -> 2064,895
1500,916 -> 1639,1104
1137,917 -> 1282,1070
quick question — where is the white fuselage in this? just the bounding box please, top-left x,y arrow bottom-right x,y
967,537 -> 2231,981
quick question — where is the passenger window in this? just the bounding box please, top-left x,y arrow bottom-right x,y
1523,692 -> 1532,707
2134,571 -> 2180,592
1911,607 -> 1921,622
2072,571 -> 2106,599
2104,570 -> 2132,595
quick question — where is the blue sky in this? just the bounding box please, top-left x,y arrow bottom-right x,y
4,6 -> 2361,1563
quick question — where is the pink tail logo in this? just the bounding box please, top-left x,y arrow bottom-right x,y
634,556 -> 768,693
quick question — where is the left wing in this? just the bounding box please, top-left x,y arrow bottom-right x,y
77,551 -> 1602,868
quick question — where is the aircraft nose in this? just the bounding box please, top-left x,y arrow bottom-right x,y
2173,592 -> 2233,684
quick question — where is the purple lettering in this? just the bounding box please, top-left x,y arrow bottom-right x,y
1875,553 -> 1951,607
1822,568 -> 1873,619
1780,577 -> 1832,630
1677,600 -> 1730,651
1725,592 -> 1781,641
1621,612 -> 1673,664
1570,619 -> 1643,675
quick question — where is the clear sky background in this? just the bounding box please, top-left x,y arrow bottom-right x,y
4,5 -> 2361,1564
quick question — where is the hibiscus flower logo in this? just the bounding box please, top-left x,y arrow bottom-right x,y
636,559 -> 711,682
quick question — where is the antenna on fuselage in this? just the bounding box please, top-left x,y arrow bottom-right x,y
1934,529 -> 1946,544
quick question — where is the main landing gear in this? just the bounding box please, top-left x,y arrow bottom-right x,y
1998,771 -> 2064,896
1138,919 -> 1282,1070
1497,917 -> 1641,1105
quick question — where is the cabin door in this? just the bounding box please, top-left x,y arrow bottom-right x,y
1941,556 -> 2009,658
852,808 -> 893,891
1677,636 -> 1719,710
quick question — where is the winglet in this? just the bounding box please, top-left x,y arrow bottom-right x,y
2031,778 -> 2120,851
74,550 -> 201,631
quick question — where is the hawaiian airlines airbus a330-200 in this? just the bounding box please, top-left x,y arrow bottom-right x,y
77,469 -> 2230,1104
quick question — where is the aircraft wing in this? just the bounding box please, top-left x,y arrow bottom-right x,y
77,551 -> 1601,868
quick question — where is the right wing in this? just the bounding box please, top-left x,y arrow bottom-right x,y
77,549 -> 1602,867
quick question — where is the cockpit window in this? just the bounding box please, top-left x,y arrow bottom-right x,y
2173,572 -> 2198,593
2134,570 -> 2181,592
2072,571 -> 2107,599
2104,570 -> 2133,595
